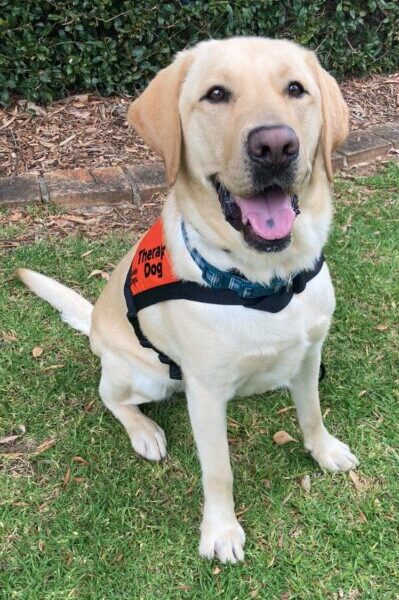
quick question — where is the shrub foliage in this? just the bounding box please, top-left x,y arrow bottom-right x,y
1,0 -> 398,105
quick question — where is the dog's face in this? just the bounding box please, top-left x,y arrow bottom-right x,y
129,38 -> 348,253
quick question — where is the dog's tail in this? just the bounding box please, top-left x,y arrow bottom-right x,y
16,268 -> 93,336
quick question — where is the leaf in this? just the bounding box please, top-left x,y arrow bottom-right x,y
375,324 -> 388,331
32,346 -> 44,358
358,511 -> 368,523
10,211 -> 23,222
62,214 -> 88,224
348,470 -> 362,491
273,430 -> 297,445
88,269 -> 109,280
276,406 -> 295,414
42,364 -> 64,372
301,474 -> 311,493
27,102 -> 46,116
0,424 -> 26,445
212,566 -> 221,575
59,133 -> 76,147
63,466 -> 71,487
1,331 -> 18,342
84,400 -> 95,413
33,437 -> 56,455
73,456 -> 88,464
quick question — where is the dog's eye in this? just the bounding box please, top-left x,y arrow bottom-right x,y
202,86 -> 230,103
288,81 -> 306,98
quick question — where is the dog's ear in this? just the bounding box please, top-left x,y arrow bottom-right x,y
128,52 -> 193,186
311,58 -> 349,181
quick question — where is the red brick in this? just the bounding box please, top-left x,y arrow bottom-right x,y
0,173 -> 41,206
45,167 -> 132,207
123,163 -> 167,204
338,130 -> 392,165
368,122 -> 399,149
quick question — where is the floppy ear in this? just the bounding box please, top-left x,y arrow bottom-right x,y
127,52 -> 192,186
312,60 -> 349,181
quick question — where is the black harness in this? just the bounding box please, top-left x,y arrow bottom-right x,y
124,254 -> 326,381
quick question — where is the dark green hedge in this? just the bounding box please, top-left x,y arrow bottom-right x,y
1,0 -> 398,105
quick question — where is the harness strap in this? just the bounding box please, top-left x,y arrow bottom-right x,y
124,254 -> 325,381
124,274 -> 183,380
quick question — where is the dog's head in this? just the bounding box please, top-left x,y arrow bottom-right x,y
128,38 -> 348,254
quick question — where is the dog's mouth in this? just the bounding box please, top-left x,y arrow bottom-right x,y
211,177 -> 300,252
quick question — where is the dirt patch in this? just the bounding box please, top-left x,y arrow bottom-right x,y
1,73 -> 398,178
0,197 -> 164,253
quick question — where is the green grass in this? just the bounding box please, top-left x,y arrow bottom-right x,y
1,163 -> 398,599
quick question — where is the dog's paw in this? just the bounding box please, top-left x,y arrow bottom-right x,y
129,420 -> 167,462
307,433 -> 359,472
199,518 -> 245,563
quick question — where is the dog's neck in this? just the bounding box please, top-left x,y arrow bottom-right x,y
163,158 -> 332,285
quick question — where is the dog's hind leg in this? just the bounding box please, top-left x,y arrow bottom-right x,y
99,366 -> 167,462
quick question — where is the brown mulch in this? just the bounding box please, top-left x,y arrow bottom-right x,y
0,94 -> 159,179
340,72 -> 399,129
1,73 -> 398,179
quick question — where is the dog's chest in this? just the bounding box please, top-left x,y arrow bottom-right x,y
213,305 -> 311,394
175,269 -> 334,394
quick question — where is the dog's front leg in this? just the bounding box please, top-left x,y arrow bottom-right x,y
289,343 -> 359,472
186,376 -> 245,563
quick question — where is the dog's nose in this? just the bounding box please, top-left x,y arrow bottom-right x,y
247,126 -> 299,166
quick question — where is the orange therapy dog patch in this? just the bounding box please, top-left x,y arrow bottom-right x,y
130,219 -> 178,295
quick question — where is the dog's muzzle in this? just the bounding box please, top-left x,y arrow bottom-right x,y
212,177 -> 300,253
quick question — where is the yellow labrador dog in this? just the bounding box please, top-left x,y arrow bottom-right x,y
18,37 -> 359,563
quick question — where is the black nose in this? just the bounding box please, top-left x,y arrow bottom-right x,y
247,125 -> 299,166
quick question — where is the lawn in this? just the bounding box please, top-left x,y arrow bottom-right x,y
1,163 -> 398,599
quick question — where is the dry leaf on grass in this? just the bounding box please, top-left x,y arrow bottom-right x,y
276,406 -> 295,414
42,364 -> 64,372
32,346 -> 44,358
375,324 -> 389,331
301,474 -> 311,493
358,511 -> 368,523
0,424 -> 26,445
10,211 -> 23,222
1,331 -> 18,342
348,470 -> 367,492
33,437 -> 56,455
63,467 -> 71,487
273,430 -> 297,445
73,456 -> 89,465
88,269 -> 109,280
176,586 -> 191,592
84,400 -> 95,413
212,566 -> 221,575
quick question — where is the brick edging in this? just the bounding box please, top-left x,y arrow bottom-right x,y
1,122 -> 398,208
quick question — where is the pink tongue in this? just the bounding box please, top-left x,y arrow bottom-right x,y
235,188 -> 295,240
